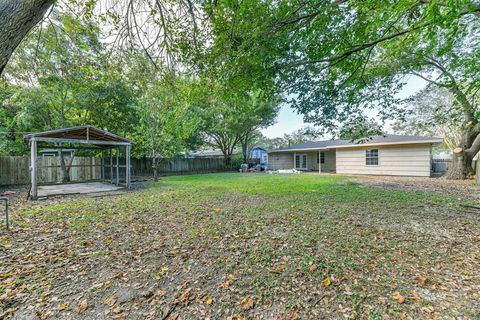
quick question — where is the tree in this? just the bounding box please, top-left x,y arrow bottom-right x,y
235,91 -> 279,163
393,86 -> 463,153
196,79 -> 279,165
0,0 -> 54,74
258,126 -> 324,150
0,0 -> 201,76
2,12 -> 137,181
338,117 -> 384,142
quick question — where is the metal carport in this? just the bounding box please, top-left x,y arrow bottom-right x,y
24,125 -> 133,200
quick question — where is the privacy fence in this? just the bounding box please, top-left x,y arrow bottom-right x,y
0,156 -> 231,186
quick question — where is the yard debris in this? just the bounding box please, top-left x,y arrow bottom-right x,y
219,274 -> 236,289
417,275 -> 428,286
321,277 -> 331,287
392,291 -> 405,304
240,296 -> 255,310
172,287 -> 193,305
75,299 -> 88,314
277,168 -> 302,174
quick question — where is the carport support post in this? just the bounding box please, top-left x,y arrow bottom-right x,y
116,146 -> 119,186
30,139 -> 37,200
126,145 -> 131,189
101,151 -> 105,181
109,149 -> 113,184
293,152 -> 296,169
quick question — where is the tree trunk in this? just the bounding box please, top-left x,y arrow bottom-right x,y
241,142 -> 248,163
446,128 -> 478,180
240,132 -> 250,163
59,149 -> 75,183
152,156 -> 158,182
0,0 -> 54,75
446,150 -> 470,180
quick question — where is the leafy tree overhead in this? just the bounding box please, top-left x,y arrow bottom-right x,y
338,117 -> 384,142
393,86 -> 463,153
195,0 -> 480,179
1,12 -> 138,180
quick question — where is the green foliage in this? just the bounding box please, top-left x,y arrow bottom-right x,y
132,72 -> 203,160
258,126 -> 323,150
195,0 -> 479,132
1,12 -> 137,154
338,117 -> 384,142
393,86 -> 463,151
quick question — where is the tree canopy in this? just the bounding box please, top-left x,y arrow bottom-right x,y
1,0 -> 480,178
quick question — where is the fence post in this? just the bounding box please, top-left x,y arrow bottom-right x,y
30,139 -> 37,200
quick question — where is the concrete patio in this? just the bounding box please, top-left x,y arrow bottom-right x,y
37,182 -> 124,197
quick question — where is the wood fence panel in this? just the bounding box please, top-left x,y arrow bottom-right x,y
1,156 -> 231,186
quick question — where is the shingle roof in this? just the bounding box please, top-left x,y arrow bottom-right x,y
271,135 -> 442,152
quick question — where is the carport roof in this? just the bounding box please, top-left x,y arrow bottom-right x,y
270,135 -> 442,152
24,125 -> 133,146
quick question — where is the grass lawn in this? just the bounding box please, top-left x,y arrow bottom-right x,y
1,173 -> 480,319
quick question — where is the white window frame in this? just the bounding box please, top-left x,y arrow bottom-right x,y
365,149 -> 379,166
295,153 -> 308,170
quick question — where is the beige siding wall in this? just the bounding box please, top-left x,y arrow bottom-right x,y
268,152 -> 294,170
336,144 -> 432,177
320,150 -> 336,172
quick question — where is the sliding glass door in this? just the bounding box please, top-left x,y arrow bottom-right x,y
295,154 -> 307,170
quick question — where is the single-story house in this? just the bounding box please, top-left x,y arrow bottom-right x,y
268,135 -> 443,177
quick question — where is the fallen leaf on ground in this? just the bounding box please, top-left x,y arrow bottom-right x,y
322,277 -> 331,287
142,289 -> 154,298
409,291 -> 422,301
214,208 -> 221,213
268,265 -> 285,273
59,302 -> 68,310
308,264 -> 317,272
220,274 -> 235,289
417,275 -> 427,286
173,287 -> 193,305
103,295 -> 116,306
240,296 -> 255,310
75,299 -> 88,314
392,291 -> 405,304
206,297 -> 213,305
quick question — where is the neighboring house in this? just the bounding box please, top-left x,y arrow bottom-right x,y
188,149 -> 240,158
249,146 -> 268,164
268,135 -> 443,177
39,149 -> 75,158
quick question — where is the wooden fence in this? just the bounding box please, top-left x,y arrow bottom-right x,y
0,156 -> 230,186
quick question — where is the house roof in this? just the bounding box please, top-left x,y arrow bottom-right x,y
270,135 -> 443,152
24,125 -> 133,146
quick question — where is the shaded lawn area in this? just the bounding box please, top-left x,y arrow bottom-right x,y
1,173 -> 480,319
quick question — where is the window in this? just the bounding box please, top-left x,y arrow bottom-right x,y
366,149 -> 379,165
317,152 -> 325,164
295,154 -> 307,169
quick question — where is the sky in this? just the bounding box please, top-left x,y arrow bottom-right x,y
261,75 -> 429,138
